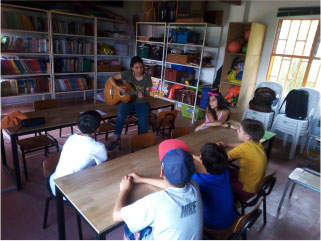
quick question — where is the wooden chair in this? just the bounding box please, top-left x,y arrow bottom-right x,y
34,99 -> 73,138
110,115 -> 138,135
150,110 -> 178,138
42,153 -> 83,239
17,100 -> 60,180
170,127 -> 190,139
130,132 -> 156,152
95,120 -> 115,141
238,169 -> 277,225
203,198 -> 263,240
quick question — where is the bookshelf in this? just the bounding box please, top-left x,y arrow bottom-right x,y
160,22 -> 223,123
1,3 -> 131,103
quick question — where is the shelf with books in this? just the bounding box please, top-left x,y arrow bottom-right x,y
1,76 -> 51,98
1,4 -> 48,33
1,36 -> 49,54
163,80 -> 197,88
54,72 -> 94,76
1,59 -> 50,75
166,62 -> 200,69
54,76 -> 93,92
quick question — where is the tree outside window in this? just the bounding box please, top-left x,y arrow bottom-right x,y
266,19 -> 320,96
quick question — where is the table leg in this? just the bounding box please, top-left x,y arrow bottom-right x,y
56,186 -> 66,240
11,134 -> 22,190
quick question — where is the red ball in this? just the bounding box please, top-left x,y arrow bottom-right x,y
244,29 -> 251,42
228,41 -> 242,53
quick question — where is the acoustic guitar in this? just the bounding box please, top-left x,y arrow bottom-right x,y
104,80 -> 165,106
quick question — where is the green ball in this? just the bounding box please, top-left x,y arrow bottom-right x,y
242,44 -> 247,54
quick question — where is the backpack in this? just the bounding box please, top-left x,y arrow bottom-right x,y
249,87 -> 276,112
279,89 -> 309,120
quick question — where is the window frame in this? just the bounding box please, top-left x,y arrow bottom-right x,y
266,18 -> 320,93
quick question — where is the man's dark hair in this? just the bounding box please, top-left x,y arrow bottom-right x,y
200,143 -> 228,175
130,56 -> 144,68
241,119 -> 265,142
77,110 -> 101,134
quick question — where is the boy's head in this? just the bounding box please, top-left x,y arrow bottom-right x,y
77,110 -> 101,134
238,119 -> 265,142
200,143 -> 228,175
159,139 -> 195,186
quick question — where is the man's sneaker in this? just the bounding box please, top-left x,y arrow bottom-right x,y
107,139 -> 120,151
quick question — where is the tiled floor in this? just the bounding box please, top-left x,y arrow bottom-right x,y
1,99 -> 320,240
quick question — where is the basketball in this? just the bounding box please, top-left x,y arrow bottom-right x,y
228,41 -> 241,53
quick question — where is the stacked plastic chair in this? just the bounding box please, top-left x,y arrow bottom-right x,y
271,88 -> 320,160
242,81 -> 283,130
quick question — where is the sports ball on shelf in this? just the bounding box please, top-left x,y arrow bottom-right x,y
241,44 -> 247,54
228,41 -> 242,53
244,29 -> 251,42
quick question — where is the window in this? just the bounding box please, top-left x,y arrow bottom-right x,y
266,19 -> 320,95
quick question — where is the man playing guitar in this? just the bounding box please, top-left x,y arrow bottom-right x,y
107,56 -> 152,151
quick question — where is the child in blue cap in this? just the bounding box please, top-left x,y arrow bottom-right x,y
113,139 -> 203,240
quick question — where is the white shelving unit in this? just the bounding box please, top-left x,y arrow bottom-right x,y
160,22 -> 223,122
1,3 -> 131,103
135,22 -> 167,93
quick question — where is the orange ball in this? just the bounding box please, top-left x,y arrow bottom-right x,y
228,41 -> 241,53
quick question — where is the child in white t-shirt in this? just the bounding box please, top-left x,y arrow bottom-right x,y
113,139 -> 203,240
50,110 -> 108,195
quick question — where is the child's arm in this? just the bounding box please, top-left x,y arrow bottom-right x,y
113,175 -> 132,221
128,173 -> 168,189
216,142 -> 242,162
204,109 -> 230,127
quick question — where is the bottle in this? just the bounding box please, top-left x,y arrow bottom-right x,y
168,1 -> 176,22
158,1 -> 168,22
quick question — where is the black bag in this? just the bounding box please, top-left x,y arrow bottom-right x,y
249,87 -> 276,112
21,117 -> 45,127
279,89 -> 309,120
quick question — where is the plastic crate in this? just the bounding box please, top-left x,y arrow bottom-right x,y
181,104 -> 205,120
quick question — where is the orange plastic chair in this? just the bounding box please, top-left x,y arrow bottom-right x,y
170,127 -> 190,139
130,132 -> 156,152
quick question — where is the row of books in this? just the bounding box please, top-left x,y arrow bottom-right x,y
1,36 -> 48,53
1,59 -> 48,75
52,20 -> 94,36
53,39 -> 94,55
55,77 -> 91,92
54,58 -> 92,73
3,12 -> 47,32
1,77 -> 50,96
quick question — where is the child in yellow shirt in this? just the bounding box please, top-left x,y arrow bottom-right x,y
217,119 -> 267,200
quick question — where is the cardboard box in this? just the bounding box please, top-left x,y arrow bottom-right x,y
138,36 -> 150,41
167,54 -> 188,64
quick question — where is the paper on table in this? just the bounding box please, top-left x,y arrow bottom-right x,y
79,110 -> 106,115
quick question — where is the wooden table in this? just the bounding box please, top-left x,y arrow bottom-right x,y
55,127 -> 239,239
2,98 -> 174,190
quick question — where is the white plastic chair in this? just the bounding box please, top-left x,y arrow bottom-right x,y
242,81 -> 283,130
271,88 -> 320,160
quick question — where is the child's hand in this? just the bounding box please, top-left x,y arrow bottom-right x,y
231,124 -> 239,130
119,175 -> 132,192
216,142 -> 226,148
138,91 -> 144,99
192,154 -> 201,163
128,173 -> 143,183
